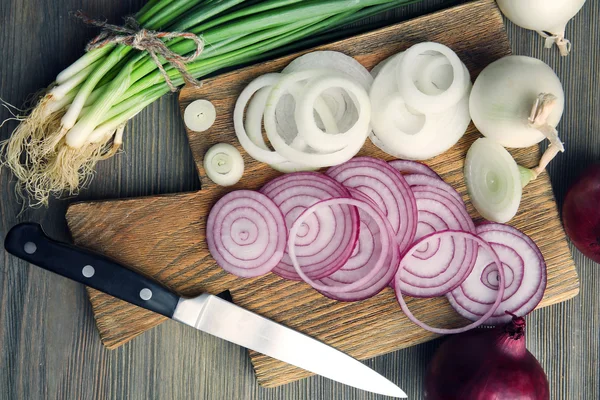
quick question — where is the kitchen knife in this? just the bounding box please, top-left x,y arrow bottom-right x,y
5,223 -> 407,398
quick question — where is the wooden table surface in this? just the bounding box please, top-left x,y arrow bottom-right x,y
1,1 -> 598,399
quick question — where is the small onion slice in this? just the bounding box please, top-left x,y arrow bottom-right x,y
326,157 -> 418,252
206,190 -> 287,277
288,197 -> 397,294
464,137 -> 522,223
260,172 -> 359,280
447,223 -> 547,325
203,143 -> 244,187
394,230 -> 506,334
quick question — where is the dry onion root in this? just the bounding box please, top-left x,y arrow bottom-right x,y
1,93 -> 122,207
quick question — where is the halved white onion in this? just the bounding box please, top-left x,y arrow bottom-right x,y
204,143 -> 244,186
464,137 -> 522,223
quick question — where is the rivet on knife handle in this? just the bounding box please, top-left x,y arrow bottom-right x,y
4,223 -> 180,317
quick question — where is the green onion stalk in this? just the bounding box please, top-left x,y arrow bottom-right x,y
1,0 -> 421,207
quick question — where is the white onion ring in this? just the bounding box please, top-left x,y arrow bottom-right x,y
295,74 -> 371,152
264,69 -> 370,168
395,42 -> 470,114
369,53 -> 471,160
233,73 -> 289,165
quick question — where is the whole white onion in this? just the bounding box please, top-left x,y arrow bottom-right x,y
497,0 -> 587,56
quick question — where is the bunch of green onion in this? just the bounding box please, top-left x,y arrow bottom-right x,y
1,0 -> 420,206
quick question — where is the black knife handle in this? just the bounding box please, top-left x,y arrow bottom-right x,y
4,223 -> 180,318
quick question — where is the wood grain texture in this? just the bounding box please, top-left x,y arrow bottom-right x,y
1,0 -> 599,399
64,0 -> 579,388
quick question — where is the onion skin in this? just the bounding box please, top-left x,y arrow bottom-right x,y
425,315 -> 549,400
562,164 -> 600,263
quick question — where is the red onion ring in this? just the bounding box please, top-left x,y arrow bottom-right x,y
260,172 -> 359,280
447,223 -> 546,325
404,173 -> 463,204
206,190 -> 287,277
326,157 -> 417,252
316,189 -> 400,301
289,197 -> 397,293
395,189 -> 476,297
388,159 -> 440,178
394,230 -> 505,334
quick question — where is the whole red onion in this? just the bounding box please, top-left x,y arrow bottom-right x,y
562,163 -> 600,263
425,314 -> 549,400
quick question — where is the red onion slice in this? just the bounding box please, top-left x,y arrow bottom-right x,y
395,230 -> 506,334
388,160 -> 440,178
317,189 -> 400,301
395,189 -> 476,297
206,190 -> 287,277
260,172 -> 359,280
447,223 -> 547,325
289,197 -> 397,294
404,173 -> 463,204
326,157 -> 418,253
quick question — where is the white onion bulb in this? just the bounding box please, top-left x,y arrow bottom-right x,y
497,0 -> 586,56
470,55 -> 565,179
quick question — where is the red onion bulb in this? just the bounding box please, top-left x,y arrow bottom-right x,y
425,314 -> 549,400
562,164 -> 600,264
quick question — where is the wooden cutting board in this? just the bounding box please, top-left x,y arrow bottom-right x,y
66,0 -> 579,388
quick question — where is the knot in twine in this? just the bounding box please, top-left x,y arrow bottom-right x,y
74,11 -> 204,92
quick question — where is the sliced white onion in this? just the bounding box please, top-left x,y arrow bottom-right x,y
264,69 -> 370,168
234,73 -> 290,165
184,99 -> 216,132
370,54 -> 471,160
295,74 -> 371,152
284,51 -> 370,137
203,143 -> 244,186
244,84 -> 314,172
395,42 -> 470,114
370,53 -> 403,79
283,51 -> 373,90
464,138 -> 522,223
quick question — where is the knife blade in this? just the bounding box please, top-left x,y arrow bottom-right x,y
5,223 -> 407,398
